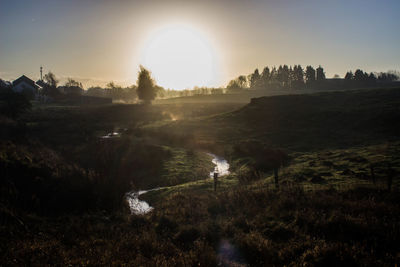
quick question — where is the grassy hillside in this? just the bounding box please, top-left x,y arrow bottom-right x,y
154,88 -> 400,152
1,87 -> 400,265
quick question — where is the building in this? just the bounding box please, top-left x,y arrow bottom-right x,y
58,86 -> 84,95
12,75 -> 41,95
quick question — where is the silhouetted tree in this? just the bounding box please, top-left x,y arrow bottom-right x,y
227,75 -> 248,91
63,78 -> 83,95
250,68 -> 261,88
279,65 -> 290,88
65,78 -> 81,88
276,65 -> 283,87
42,71 -> 60,97
107,81 -> 126,100
291,65 -> 305,89
378,72 -> 399,82
368,72 -> 377,84
344,71 -> 353,80
316,66 -> 326,81
305,66 -> 316,84
354,69 -> 368,81
270,67 -> 277,82
238,75 -> 247,88
43,72 -> 58,88
261,67 -> 271,88
137,66 -> 156,104
227,80 -> 241,91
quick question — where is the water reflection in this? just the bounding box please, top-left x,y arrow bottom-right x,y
126,154 -> 230,215
208,153 -> 230,177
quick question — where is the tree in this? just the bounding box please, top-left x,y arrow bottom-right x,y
64,78 -> 83,95
368,72 -> 377,84
344,71 -> 353,80
269,66 -> 280,88
106,81 -> 125,100
250,68 -> 261,88
137,66 -> 156,104
227,75 -> 248,91
261,67 -> 270,88
233,140 -> 288,188
378,72 -> 399,82
65,78 -> 81,88
305,66 -> 316,84
316,66 -> 326,81
238,75 -> 248,88
42,71 -> 60,97
276,65 -> 290,88
281,65 -> 290,88
354,69 -> 368,81
291,65 -> 305,89
43,72 -> 59,88
227,80 -> 241,91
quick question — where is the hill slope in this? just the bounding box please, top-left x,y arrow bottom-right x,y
157,88 -> 400,152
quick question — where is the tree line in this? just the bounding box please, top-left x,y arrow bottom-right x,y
2,65 -> 399,105
39,67 -> 225,103
227,65 -> 399,91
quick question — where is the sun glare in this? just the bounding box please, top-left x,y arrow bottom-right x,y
141,25 -> 219,90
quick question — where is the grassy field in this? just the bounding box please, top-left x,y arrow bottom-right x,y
152,88 -> 400,153
1,87 -> 400,265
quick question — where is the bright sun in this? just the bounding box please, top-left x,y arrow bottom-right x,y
141,25 -> 219,90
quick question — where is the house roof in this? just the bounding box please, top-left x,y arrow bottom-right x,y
36,80 -> 46,88
13,75 -> 40,89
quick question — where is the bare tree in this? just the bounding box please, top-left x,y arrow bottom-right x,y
43,72 -> 59,88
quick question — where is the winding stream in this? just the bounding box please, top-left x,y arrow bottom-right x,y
208,153 -> 230,177
126,153 -> 230,215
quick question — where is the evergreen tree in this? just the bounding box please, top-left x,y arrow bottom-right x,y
282,65 -> 290,88
316,66 -> 326,81
305,66 -> 316,84
261,67 -> 270,88
291,65 -> 305,89
344,71 -> 354,80
354,69 -> 368,81
250,68 -> 261,88
366,72 -> 377,85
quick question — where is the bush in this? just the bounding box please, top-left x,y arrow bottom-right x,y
0,88 -> 31,118
237,165 -> 259,184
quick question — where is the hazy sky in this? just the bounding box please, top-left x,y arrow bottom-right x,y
1,0 -> 399,89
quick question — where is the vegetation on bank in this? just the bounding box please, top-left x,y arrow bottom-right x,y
1,87 -> 399,265
154,87 -> 400,153
2,184 -> 399,265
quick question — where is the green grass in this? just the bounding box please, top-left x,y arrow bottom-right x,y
141,141 -> 400,208
161,148 -> 215,186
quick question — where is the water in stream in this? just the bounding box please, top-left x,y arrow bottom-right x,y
126,153 -> 230,215
208,153 -> 230,177
125,191 -> 153,215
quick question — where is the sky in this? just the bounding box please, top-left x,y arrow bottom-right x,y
0,0 -> 399,89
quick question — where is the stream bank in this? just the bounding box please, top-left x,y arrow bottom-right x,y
126,153 -> 230,215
